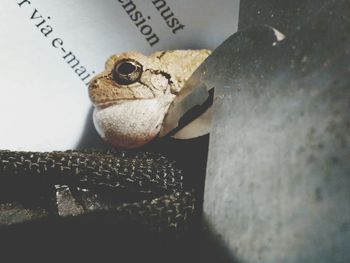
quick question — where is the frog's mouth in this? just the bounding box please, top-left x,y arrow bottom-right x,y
93,90 -> 176,110
94,99 -> 136,110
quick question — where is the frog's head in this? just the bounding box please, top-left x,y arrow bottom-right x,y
88,50 -> 210,149
89,52 -> 178,107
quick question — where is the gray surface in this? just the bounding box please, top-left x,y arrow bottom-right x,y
203,0 -> 350,262
238,0 -> 334,35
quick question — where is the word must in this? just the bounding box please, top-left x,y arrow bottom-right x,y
118,0 -> 185,47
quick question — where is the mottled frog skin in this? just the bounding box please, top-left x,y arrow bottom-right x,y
88,50 -> 211,149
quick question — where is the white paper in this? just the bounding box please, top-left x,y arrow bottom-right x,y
0,0 -> 239,151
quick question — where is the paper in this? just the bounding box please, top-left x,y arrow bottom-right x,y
0,0 -> 239,151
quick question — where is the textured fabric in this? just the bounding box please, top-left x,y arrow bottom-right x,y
0,149 -> 197,236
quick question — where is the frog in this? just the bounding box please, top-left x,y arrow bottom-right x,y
88,49 -> 211,149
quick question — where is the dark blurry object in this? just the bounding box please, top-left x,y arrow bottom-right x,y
204,0 -> 350,262
0,149 -> 200,262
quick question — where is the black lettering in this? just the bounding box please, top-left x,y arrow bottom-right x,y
17,2 -> 95,85
63,52 -> 80,69
151,0 -> 185,34
129,11 -> 142,22
172,24 -> 185,34
135,17 -> 146,27
140,25 -> 152,35
160,7 -> 173,21
82,71 -> 95,82
52,38 -> 64,48
152,0 -> 166,10
36,19 -> 46,27
118,0 -> 160,47
146,34 -> 159,47
30,9 -> 42,20
122,1 -> 136,15
166,17 -> 179,28
17,0 -> 31,7
40,25 -> 53,37
75,66 -> 87,77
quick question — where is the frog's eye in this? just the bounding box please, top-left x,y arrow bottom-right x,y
112,59 -> 143,85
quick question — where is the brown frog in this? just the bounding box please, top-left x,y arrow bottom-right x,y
88,50 -> 211,149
